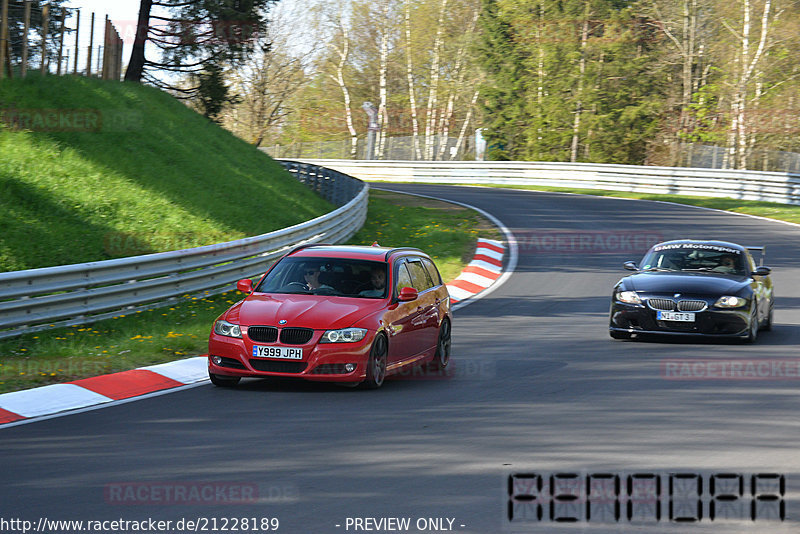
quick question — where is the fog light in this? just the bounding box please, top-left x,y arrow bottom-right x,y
211,355 -> 222,365
344,363 -> 356,373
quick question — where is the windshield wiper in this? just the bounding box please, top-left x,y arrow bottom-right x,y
643,267 -> 675,272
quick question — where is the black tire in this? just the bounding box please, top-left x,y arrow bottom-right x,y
762,303 -> 773,331
431,319 -> 452,369
610,330 -> 632,340
363,334 -> 388,389
209,373 -> 241,387
745,305 -> 759,343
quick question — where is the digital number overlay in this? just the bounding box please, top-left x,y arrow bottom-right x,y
507,472 -> 786,523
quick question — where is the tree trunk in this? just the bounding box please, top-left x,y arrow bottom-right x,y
536,2 -> 545,145
376,2 -> 390,159
726,0 -> 771,170
124,0 -> 153,82
424,0 -> 448,160
570,10 -> 590,163
678,0 -> 697,135
404,0 -> 421,160
337,28 -> 358,158
451,86 -> 480,160
436,5 -> 480,161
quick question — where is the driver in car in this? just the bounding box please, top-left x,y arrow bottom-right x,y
713,254 -> 738,274
304,266 -> 334,291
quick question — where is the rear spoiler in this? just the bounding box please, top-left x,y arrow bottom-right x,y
746,246 -> 766,266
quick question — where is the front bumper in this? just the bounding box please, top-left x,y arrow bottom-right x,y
609,300 -> 750,337
208,329 -> 375,383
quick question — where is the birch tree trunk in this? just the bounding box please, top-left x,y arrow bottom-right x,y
451,86 -> 481,160
424,0 -> 448,160
436,5 -> 480,160
329,21 -> 358,158
376,0 -> 390,159
404,0 -> 422,160
726,0 -> 771,169
733,0 -> 752,169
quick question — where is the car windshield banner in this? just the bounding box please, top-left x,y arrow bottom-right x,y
652,243 -> 741,255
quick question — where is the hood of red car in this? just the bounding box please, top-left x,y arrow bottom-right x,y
225,293 -> 384,330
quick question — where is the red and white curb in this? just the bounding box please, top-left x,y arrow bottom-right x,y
0,357 -> 208,426
446,238 -> 505,305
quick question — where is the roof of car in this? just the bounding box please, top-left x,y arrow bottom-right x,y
289,244 -> 427,262
651,239 -> 748,252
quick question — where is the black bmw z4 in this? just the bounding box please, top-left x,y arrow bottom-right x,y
609,240 -> 774,342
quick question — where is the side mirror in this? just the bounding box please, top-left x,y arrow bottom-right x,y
236,279 -> 254,293
752,266 -> 771,276
623,261 -> 639,271
397,286 -> 418,302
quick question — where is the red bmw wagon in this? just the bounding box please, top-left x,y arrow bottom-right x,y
208,244 -> 452,389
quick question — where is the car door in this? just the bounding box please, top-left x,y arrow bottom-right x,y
384,260 -> 421,364
405,257 -> 440,354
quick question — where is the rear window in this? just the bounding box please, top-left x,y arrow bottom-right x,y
407,259 -> 434,291
421,258 -> 442,286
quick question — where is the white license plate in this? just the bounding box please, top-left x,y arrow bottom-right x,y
658,311 -> 695,322
252,345 -> 304,359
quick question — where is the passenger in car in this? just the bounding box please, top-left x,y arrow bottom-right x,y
359,266 -> 387,297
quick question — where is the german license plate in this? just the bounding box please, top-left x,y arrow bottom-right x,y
252,345 -> 303,359
658,311 -> 695,322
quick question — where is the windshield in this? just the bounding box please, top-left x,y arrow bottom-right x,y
255,257 -> 389,298
640,244 -> 746,275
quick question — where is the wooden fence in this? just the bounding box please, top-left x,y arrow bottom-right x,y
0,0 -> 123,81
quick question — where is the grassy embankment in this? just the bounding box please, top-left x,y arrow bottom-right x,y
0,75 -> 496,393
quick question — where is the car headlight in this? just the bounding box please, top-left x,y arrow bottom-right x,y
616,291 -> 642,305
213,320 -> 242,338
714,296 -> 747,308
319,328 -> 368,344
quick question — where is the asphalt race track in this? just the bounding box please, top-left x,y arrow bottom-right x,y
3,184 -> 800,534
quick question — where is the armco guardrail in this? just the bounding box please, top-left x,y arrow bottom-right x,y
294,160 -> 800,206
0,161 -> 367,340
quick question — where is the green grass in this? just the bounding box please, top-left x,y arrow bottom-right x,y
350,189 -> 502,282
0,190 -> 496,393
0,74 -> 333,272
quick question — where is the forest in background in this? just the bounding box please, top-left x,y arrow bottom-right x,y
5,0 -> 797,168
216,0 -> 798,168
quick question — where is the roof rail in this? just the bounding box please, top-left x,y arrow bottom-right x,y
287,243 -> 330,255
384,247 -> 424,261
